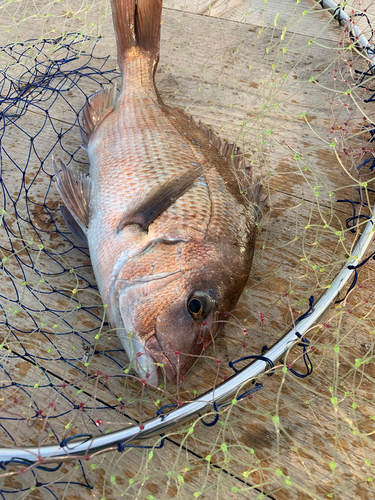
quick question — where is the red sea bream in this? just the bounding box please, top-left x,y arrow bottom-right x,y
53,0 -> 262,385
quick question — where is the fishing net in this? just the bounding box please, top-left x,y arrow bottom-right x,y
0,0 -> 375,499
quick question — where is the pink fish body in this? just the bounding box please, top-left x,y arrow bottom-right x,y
54,0 -> 262,385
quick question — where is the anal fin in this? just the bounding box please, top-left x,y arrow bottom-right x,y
80,84 -> 117,148
53,157 -> 92,239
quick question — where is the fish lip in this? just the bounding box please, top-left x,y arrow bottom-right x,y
145,335 -> 178,384
147,323 -> 215,385
149,319 -> 224,384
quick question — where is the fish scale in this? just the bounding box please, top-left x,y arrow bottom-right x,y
88,91 -> 213,290
91,90 -> 210,227
53,0 -> 261,385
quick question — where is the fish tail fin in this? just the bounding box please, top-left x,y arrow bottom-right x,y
111,0 -> 163,69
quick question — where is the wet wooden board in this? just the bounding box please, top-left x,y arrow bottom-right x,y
0,0 -> 346,47
1,1 -> 375,500
1,117 -> 374,499
164,0 -> 344,41
0,360 -> 263,499
165,0 -> 375,49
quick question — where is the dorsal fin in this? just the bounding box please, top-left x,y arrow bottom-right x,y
162,105 -> 266,220
193,117 -> 253,191
193,117 -> 267,218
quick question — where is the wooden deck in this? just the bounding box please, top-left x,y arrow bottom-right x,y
0,0 -> 375,499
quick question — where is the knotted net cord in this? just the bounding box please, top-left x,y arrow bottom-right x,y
0,1 -> 375,498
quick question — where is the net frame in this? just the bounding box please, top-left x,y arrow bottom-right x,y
0,212 -> 373,463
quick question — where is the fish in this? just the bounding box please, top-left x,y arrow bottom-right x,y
53,0 -> 263,386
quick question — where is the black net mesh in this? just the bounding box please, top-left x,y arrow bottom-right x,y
1,2 -> 375,499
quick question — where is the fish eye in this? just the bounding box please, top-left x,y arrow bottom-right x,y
187,291 -> 213,320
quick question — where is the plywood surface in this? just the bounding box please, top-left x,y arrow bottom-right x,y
1,1 -> 375,499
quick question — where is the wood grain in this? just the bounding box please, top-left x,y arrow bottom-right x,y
1,1 -> 375,500
163,0 -> 342,41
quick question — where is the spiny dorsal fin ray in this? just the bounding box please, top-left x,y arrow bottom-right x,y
192,117 -> 265,220
53,157 -> 92,232
248,177 -> 266,220
80,84 -> 117,149
193,118 -> 253,186
158,103 -> 266,220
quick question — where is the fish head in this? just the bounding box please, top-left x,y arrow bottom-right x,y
111,239 -> 253,385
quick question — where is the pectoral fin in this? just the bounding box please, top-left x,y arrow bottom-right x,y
117,164 -> 205,233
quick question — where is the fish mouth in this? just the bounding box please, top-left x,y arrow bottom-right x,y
145,322 -> 214,384
116,270 -> 216,385
116,270 -> 183,385
145,335 -> 178,383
